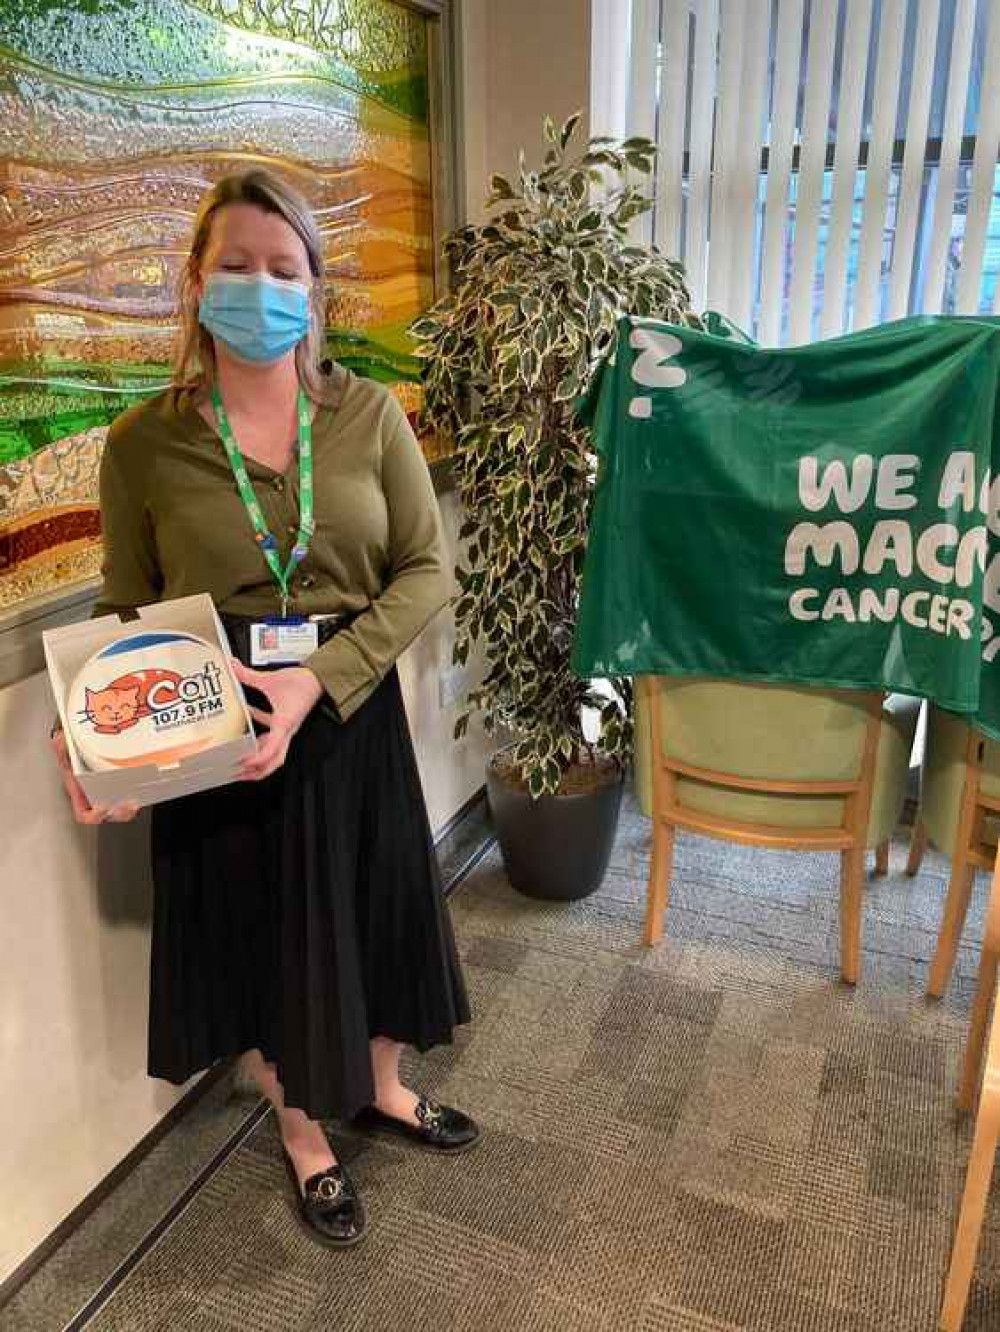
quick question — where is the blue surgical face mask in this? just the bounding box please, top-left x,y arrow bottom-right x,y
198,272 -> 311,364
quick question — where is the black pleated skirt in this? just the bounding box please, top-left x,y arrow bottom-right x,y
147,636 -> 471,1121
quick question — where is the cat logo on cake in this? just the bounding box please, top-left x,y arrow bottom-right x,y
67,631 -> 247,771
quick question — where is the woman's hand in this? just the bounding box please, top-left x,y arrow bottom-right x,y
50,730 -> 142,825
231,661 -> 323,782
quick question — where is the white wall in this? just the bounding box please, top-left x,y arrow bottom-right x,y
0,673 -> 186,1283
399,488 -> 489,832
480,0 -> 592,190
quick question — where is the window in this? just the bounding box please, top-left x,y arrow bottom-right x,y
592,0 -> 999,344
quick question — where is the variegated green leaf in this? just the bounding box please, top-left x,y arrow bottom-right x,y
560,111 -> 582,148
414,116 -> 699,799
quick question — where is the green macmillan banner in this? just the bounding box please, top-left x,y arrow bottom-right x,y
571,313 -> 1000,739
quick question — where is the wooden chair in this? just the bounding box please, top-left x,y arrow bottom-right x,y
634,677 -> 919,984
905,707 -> 1000,997
956,844 -> 1000,1113
939,847 -> 1000,1329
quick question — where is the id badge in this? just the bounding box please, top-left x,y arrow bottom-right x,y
249,618 -> 319,666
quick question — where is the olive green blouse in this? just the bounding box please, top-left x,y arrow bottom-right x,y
94,365 -> 450,721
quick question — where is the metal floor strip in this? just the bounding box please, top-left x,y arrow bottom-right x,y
63,1099 -> 272,1332
445,834 -> 497,896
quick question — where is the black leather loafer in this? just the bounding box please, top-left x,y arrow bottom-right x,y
354,1097 -> 481,1154
283,1151 -> 366,1247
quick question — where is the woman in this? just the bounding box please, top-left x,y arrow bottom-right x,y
51,168 -> 476,1248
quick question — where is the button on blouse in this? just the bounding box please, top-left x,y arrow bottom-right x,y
93,365 -> 450,721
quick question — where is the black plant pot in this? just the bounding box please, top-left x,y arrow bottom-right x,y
486,757 -> 625,901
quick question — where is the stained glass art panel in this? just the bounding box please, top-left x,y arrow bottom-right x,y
0,0 -> 446,612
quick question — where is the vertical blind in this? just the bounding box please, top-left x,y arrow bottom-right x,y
591,0 -> 998,344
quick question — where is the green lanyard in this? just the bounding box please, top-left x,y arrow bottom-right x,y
211,385 -> 314,619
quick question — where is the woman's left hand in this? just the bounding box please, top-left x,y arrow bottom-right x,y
230,660 -> 324,781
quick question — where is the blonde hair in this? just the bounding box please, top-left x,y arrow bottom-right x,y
174,169 -> 338,405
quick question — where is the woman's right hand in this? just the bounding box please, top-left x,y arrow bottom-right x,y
51,730 -> 142,825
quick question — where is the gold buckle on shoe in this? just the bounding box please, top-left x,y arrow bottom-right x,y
417,1099 -> 444,1128
314,1174 -> 343,1203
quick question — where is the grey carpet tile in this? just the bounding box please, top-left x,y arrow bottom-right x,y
83,803 -> 1000,1332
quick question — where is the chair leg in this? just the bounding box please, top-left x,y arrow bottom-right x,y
642,818 -> 675,946
906,820 -> 929,877
840,847 -> 865,985
929,860 -> 977,999
939,1088 -> 1000,1331
958,949 -> 999,1113
874,840 -> 890,877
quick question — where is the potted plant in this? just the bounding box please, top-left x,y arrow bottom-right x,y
412,113 -> 698,900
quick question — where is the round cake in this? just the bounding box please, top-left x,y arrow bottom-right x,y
66,630 -> 247,772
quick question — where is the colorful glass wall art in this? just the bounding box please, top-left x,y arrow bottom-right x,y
0,0 -> 445,612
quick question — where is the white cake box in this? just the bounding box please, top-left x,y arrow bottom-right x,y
44,593 -> 256,809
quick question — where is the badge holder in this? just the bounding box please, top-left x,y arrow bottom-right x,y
249,616 -> 319,667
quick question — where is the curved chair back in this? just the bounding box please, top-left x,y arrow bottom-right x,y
636,677 -> 917,983
920,707 -> 1000,856
635,678 -> 911,842
911,706 -> 1000,997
